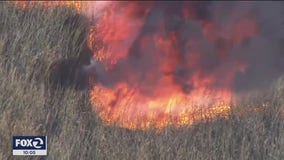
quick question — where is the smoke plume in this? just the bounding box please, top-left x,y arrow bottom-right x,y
92,1 -> 284,96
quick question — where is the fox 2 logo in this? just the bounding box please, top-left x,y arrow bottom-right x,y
13,136 -> 46,150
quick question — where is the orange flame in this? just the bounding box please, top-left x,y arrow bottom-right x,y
12,1 -> 261,130
88,2 -> 259,130
13,1 -> 83,12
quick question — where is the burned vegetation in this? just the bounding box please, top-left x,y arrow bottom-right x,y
45,13 -> 98,92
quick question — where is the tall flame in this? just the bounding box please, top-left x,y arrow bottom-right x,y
89,2 -> 258,130
12,1 -> 263,130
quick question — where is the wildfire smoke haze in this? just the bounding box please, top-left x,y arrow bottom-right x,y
13,1 -> 284,130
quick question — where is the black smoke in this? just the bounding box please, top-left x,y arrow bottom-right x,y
94,1 -> 284,96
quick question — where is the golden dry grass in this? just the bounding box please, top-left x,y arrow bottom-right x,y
0,2 -> 283,160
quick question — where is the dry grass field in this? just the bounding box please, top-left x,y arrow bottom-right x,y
0,2 -> 283,160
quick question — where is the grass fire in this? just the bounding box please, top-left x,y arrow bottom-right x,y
0,1 -> 284,159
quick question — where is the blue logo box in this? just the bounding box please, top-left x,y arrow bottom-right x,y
13,136 -> 47,150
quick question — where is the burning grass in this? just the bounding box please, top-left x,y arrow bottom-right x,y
0,2 -> 283,160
